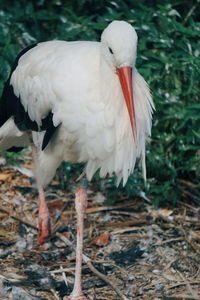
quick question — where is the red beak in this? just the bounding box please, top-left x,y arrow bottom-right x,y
117,66 -> 137,142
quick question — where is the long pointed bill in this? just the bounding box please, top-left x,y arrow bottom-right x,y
117,66 -> 137,143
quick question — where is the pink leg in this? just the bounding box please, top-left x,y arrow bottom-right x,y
32,145 -> 51,244
64,180 -> 89,300
38,186 -> 51,244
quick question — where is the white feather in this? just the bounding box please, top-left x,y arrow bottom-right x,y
0,118 -> 30,150
5,21 -> 154,186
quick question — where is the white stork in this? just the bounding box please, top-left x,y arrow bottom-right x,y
0,21 -> 154,299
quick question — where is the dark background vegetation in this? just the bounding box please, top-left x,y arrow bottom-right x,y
0,0 -> 199,206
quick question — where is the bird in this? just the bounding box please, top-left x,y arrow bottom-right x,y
0,20 -> 154,299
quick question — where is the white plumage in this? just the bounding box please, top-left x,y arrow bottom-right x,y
0,118 -> 30,149
1,20 -> 154,186
0,21 -> 154,298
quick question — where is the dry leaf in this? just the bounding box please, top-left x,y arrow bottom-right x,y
48,200 -> 65,215
0,172 -> 13,182
91,232 -> 111,246
0,228 -> 10,236
62,232 -> 70,239
150,208 -> 174,221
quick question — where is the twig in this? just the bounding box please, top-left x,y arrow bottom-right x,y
154,237 -> 183,246
56,233 -> 129,300
0,273 -> 25,282
50,288 -> 62,300
179,188 -> 200,204
60,265 -> 72,287
177,179 -> 199,189
62,201 -> 139,216
86,259 -> 129,300
104,218 -> 148,228
0,205 -> 38,230
179,226 -> 200,254
183,1 -> 200,25
52,201 -> 71,234
111,227 -> 139,235
51,267 -> 74,274
176,270 -> 198,298
165,294 -> 200,299
112,225 -> 147,235
177,200 -> 197,212
168,280 -> 200,290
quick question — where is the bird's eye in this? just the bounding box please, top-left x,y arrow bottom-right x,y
108,47 -> 113,54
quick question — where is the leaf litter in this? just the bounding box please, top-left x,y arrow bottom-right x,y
0,152 -> 200,300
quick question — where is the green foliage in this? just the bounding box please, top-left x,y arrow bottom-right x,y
0,149 -> 24,165
0,0 -> 199,205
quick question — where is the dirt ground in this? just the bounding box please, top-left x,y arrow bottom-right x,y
0,153 -> 200,300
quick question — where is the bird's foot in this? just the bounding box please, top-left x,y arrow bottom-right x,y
63,292 -> 89,300
38,205 -> 51,244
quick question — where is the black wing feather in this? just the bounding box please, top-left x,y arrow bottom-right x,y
41,112 -> 60,150
0,44 -> 38,128
0,44 -> 60,151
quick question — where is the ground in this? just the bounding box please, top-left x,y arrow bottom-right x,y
0,152 -> 200,300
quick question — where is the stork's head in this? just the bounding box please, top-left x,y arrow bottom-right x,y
101,20 -> 138,141
101,20 -> 138,67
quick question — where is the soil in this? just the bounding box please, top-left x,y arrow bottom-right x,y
0,153 -> 199,300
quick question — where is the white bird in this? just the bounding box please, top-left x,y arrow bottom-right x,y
0,20 -> 154,299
